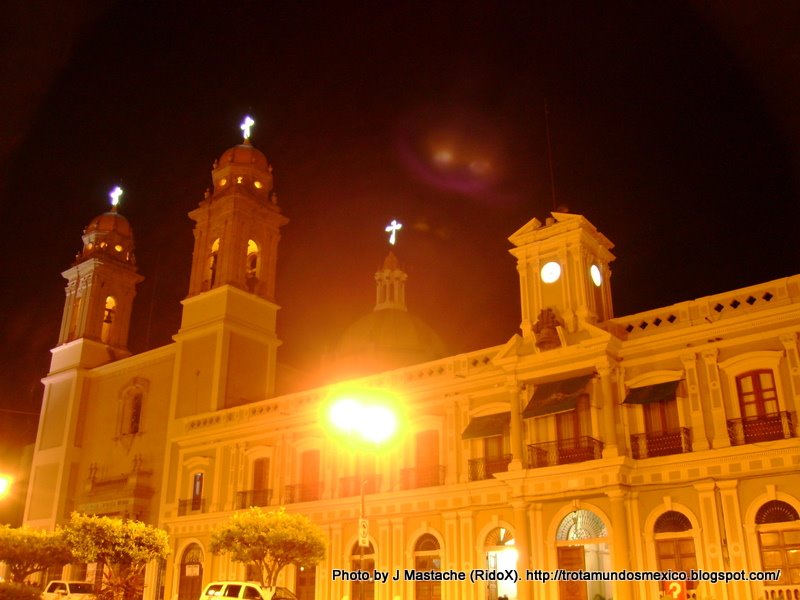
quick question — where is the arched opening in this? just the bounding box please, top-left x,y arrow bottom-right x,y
755,500 -> 800,588
178,544 -> 203,600
556,509 -> 610,600
101,296 -> 116,343
484,527 -> 517,600
653,511 -> 697,591
414,534 -> 441,599
246,239 -> 259,292
120,391 -> 143,436
350,541 -> 375,600
207,238 -> 220,288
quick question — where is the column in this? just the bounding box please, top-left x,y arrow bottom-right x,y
780,334 -> 800,435
597,361 -> 619,457
693,481 -> 729,600
680,353 -> 710,451
512,500 -> 532,600
717,480 -> 752,599
443,512 -> 460,600
607,489 -> 632,597
701,349 -> 731,448
458,510 -> 476,600
508,378 -> 525,470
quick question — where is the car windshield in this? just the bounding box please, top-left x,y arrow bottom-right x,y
272,588 -> 296,600
67,583 -> 95,594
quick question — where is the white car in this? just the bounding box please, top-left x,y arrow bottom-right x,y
42,581 -> 95,600
200,581 -> 297,600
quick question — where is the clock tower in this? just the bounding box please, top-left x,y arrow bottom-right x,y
508,212 -> 615,341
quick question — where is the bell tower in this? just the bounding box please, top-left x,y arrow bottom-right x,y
508,212 -> 615,341
173,118 -> 288,416
56,188 -> 143,368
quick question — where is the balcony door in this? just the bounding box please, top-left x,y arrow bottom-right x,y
301,450 -> 320,501
416,430 -> 439,487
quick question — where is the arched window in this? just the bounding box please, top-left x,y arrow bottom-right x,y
413,534 -> 441,600
208,238 -> 220,288
484,527 -> 516,600
101,296 -> 116,343
653,511 -> 697,590
350,541 -> 375,600
756,500 -> 800,587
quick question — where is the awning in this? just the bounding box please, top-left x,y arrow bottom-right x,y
623,380 -> 680,405
461,412 -> 511,440
522,374 -> 593,418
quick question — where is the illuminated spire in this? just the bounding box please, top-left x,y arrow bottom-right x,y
109,186 -> 123,213
385,219 -> 402,245
240,115 -> 255,141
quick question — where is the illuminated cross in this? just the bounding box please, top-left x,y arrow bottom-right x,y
240,116 -> 255,141
109,186 -> 123,210
385,219 -> 403,245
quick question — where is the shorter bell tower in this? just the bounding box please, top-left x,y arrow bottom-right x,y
56,188 -> 143,367
509,212 -> 615,341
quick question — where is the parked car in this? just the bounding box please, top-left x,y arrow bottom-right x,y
200,581 -> 297,600
42,581 -> 95,600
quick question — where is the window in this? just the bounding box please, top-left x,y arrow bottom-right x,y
644,397 -> 679,434
350,542 -> 375,600
414,534 -> 441,600
556,395 -> 590,441
737,370 -> 779,418
192,473 -> 203,511
208,238 -> 220,288
654,511 -> 697,590
121,392 -> 143,436
300,450 -> 320,501
101,296 -> 116,343
756,500 -> 800,586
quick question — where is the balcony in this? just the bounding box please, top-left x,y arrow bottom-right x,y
339,475 -> 381,497
630,427 -> 692,459
177,498 -> 206,516
235,488 -> 273,509
762,584 -> 800,599
284,483 -> 322,504
399,465 -> 446,490
527,436 -> 604,468
727,411 -> 796,446
468,454 -> 512,481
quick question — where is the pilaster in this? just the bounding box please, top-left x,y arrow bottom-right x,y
701,349 -> 730,448
680,352 -> 710,451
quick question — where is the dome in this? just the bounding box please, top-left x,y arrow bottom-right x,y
334,308 -> 447,375
85,211 -> 132,237
216,141 -> 270,172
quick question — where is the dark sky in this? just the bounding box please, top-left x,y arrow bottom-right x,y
1,1 -> 799,457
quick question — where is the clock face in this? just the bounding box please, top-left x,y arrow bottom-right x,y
590,264 -> 602,287
540,261 -> 561,283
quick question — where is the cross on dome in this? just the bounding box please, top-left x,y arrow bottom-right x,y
240,116 -> 255,141
109,186 -> 123,211
385,219 -> 402,245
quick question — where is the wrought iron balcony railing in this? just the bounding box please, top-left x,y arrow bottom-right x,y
399,465 -> 446,490
339,474 -> 381,497
527,436 -> 603,468
727,411 -> 796,446
178,498 -> 207,516
630,427 -> 692,459
235,488 -> 273,509
468,454 -> 512,481
284,483 -> 322,504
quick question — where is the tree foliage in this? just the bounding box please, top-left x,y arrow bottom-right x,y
62,513 -> 170,600
210,507 -> 326,587
0,525 -> 72,583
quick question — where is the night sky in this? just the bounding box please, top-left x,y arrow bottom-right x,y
1,2 -> 799,462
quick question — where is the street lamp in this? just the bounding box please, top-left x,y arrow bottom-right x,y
0,474 -> 12,499
323,387 -> 404,600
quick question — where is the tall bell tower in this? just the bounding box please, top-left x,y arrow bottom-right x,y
173,118 -> 288,416
509,212 -> 615,341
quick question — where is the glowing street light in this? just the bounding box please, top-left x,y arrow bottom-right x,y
323,388 -> 404,600
0,474 -> 12,498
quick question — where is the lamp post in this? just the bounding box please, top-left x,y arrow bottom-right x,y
325,389 -> 402,600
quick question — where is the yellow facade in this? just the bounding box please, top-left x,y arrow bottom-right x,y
23,136 -> 800,600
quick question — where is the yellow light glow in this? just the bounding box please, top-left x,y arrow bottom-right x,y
114,244 -> 123,252
434,149 -> 453,164
219,178 -> 227,187
0,475 -> 12,498
590,264 -> 602,286
254,181 -> 263,189
323,387 -> 405,451
540,261 -> 561,283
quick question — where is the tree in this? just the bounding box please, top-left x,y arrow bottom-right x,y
210,507 -> 326,587
62,513 -> 170,600
0,525 -> 72,583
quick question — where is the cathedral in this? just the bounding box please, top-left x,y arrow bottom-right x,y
20,125 -> 800,600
